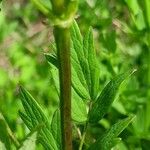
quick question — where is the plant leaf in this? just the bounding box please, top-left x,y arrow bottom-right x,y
125,0 -> 145,30
45,56 -> 88,123
89,71 -> 135,123
71,65 -> 90,100
19,131 -> 37,150
45,21 -> 100,101
45,53 -> 90,100
45,53 -> 58,68
144,0 -> 150,28
72,90 -> 87,123
51,109 -> 62,150
83,28 -> 100,100
71,21 -> 91,100
88,115 -> 135,150
141,139 -> 150,150
19,111 -> 33,130
0,116 -> 11,150
0,141 -> 6,150
30,0 -> 51,15
19,86 -> 58,150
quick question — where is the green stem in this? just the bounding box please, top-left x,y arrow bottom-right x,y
79,121 -> 88,150
0,113 -> 20,148
79,102 -> 93,150
54,26 -> 72,150
51,0 -> 65,15
8,129 -> 20,148
31,0 -> 50,15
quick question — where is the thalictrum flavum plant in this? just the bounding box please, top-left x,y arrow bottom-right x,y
0,0 -> 136,150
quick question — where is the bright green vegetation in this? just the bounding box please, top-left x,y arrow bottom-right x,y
0,0 -> 150,150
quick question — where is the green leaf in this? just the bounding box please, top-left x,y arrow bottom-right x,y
51,109 -> 62,150
141,139 -> 150,150
50,67 -> 88,123
83,28 -> 100,100
19,112 -> 33,130
45,52 -> 90,100
19,131 -> 37,150
89,71 -> 135,123
19,86 -> 58,150
0,114 -> 11,150
71,21 -> 84,64
132,103 -> 150,135
71,21 -> 101,101
71,65 -> 90,100
30,0 -> 51,15
125,0 -> 145,30
71,21 -> 90,100
100,30 -> 117,53
72,91 -> 88,123
125,0 -> 140,15
0,141 -> 6,150
45,22 -> 100,101
43,60 -> 88,123
88,115 -> 135,150
45,54 -> 90,100
45,53 -> 58,68
144,0 -> 150,28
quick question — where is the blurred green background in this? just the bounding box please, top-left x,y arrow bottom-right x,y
0,0 -> 150,149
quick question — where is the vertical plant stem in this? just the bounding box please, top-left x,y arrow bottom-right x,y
0,113 -> 20,148
54,26 -> 72,150
79,102 -> 92,150
79,121 -> 88,150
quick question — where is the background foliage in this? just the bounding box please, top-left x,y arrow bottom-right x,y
0,0 -> 150,149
